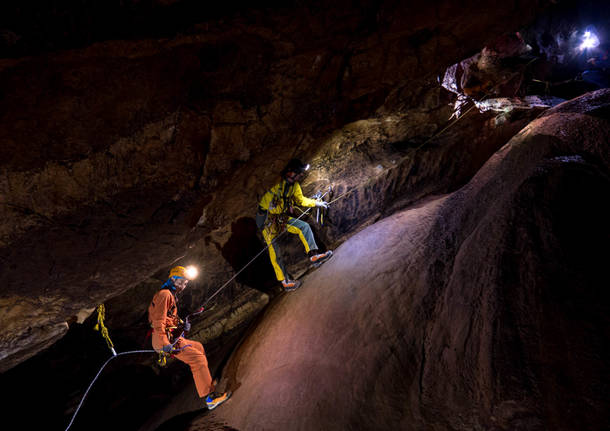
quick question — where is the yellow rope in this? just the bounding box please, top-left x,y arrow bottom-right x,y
94,304 -> 117,356
157,353 -> 168,367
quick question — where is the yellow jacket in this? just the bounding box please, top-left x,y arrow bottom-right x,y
259,180 -> 317,214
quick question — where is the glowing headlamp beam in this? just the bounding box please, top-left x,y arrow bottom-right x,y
579,30 -> 600,50
185,266 -> 199,280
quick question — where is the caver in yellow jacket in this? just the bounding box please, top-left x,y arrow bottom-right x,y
259,179 -> 318,216
256,159 -> 331,287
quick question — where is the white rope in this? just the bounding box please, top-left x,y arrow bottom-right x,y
198,188 -> 332,309
64,349 -> 156,431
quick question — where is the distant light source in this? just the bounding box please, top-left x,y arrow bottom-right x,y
579,30 -> 600,50
304,164 -> 310,171
185,266 -> 199,280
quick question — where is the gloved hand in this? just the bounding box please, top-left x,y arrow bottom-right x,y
315,200 -> 329,209
162,344 -> 174,354
183,321 -> 191,332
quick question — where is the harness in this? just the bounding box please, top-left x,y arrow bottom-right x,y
261,180 -> 296,234
266,213 -> 289,235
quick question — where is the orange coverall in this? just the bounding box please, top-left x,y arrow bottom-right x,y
148,289 -> 214,398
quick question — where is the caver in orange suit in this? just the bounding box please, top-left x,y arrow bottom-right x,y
148,288 -> 214,398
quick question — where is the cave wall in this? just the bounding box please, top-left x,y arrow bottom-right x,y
0,0 -> 552,373
207,89 -> 610,431
3,1 -> 608,431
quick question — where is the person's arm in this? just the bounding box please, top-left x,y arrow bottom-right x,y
292,182 -> 318,207
149,290 -> 172,347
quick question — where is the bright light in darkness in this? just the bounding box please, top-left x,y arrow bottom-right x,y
579,30 -> 600,50
185,265 -> 199,280
304,164 -> 310,171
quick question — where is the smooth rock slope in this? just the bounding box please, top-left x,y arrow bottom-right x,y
198,90 -> 610,431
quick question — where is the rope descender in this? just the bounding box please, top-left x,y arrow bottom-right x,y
157,352 -> 169,367
313,185 -> 332,225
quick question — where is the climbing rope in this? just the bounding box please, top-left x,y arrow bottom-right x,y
64,349 -> 156,431
66,321 -> 195,429
93,304 -> 117,356
66,194 -> 330,429
327,57 -> 541,207
64,98 -> 482,428
182,188 -> 332,327
185,82 -> 503,321
66,60 -> 537,429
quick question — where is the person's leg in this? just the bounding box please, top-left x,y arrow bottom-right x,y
262,226 -> 286,281
286,217 -> 318,253
174,339 -> 214,398
255,208 -> 267,230
287,217 -> 332,264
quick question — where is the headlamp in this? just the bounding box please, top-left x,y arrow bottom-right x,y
579,30 -> 600,50
185,266 -> 199,280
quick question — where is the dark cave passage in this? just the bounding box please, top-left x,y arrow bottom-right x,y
220,217 -> 278,294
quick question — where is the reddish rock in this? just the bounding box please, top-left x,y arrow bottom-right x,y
198,89 -> 610,431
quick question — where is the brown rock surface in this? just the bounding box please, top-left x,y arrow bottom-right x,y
194,89 -> 609,431
2,2 -> 609,431
0,0 -> 551,373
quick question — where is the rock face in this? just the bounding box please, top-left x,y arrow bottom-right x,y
202,90 -> 609,430
1,1 -> 608,431
0,0 -> 551,373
